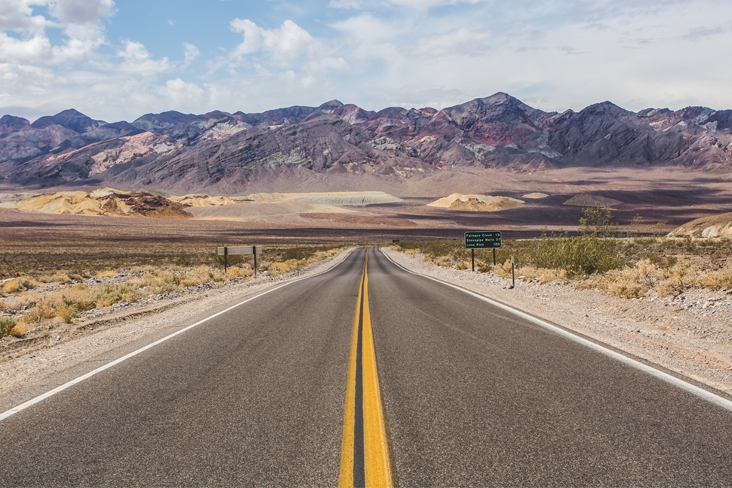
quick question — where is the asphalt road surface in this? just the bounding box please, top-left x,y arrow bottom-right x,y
2,247 -> 732,486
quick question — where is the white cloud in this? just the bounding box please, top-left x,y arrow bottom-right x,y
329,0 -> 483,9
160,78 -> 204,108
403,27 -> 491,57
388,0 -> 482,9
0,33 -> 52,63
183,42 -> 199,67
229,19 -> 314,63
0,0 -> 49,32
49,0 -> 115,24
4,0 -> 732,124
328,0 -> 362,8
117,40 -> 169,74
0,0 -> 112,65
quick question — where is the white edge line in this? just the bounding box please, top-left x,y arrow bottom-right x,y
0,249 -> 355,422
379,248 -> 732,413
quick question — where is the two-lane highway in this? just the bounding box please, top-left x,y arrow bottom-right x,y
2,247 -> 732,486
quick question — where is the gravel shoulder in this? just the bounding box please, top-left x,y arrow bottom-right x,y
382,247 -> 732,397
0,248 -> 354,412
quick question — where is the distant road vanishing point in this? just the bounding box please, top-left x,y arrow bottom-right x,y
2,248 -> 732,486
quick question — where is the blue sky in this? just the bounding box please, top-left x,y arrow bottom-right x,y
2,0 -> 732,122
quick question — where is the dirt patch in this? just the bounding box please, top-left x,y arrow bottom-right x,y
244,191 -> 402,206
300,213 -> 417,227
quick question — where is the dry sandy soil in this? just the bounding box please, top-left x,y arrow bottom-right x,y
2,167 -> 732,237
383,248 -> 732,398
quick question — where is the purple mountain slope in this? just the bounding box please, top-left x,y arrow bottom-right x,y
2,93 -> 731,193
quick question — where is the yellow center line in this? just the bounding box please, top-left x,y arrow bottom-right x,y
339,250 -> 394,488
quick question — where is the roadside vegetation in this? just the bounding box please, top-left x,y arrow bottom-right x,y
0,245 -> 343,339
394,207 -> 732,300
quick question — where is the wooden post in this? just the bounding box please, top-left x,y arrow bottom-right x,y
224,246 -> 228,273
253,245 -> 257,277
511,255 -> 515,289
471,248 -> 475,272
493,248 -> 496,266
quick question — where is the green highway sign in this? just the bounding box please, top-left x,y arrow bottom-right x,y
464,231 -> 502,249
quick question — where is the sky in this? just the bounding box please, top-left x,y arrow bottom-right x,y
1,0 -> 732,122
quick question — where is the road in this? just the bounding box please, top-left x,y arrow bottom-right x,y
2,247 -> 732,486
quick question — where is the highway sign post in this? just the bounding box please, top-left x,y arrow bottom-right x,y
464,231 -> 502,272
218,246 -> 264,276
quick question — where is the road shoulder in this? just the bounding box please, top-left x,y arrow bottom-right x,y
0,248 -> 354,413
382,247 -> 732,397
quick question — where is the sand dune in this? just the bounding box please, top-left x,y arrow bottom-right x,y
563,194 -> 622,207
0,188 -> 191,218
169,194 -> 242,207
669,212 -> 732,238
428,193 -> 524,212
522,192 -> 550,199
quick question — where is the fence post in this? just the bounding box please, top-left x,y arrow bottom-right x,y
224,246 -> 228,273
471,249 -> 475,272
511,255 -> 515,289
253,245 -> 257,277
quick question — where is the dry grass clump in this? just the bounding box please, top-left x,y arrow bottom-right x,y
95,270 -> 117,280
514,265 -> 568,284
395,207 -> 732,300
2,279 -> 21,293
90,284 -> 143,308
38,272 -> 72,284
2,276 -> 39,294
0,244 -> 343,338
19,300 -> 56,327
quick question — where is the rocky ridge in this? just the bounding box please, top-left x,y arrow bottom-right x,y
2,93 -> 732,194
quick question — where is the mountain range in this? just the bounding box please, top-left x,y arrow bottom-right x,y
1,92 -> 731,195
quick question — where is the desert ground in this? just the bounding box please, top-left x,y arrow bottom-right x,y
2,168 -> 732,245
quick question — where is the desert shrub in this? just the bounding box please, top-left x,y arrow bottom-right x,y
2,277 -> 39,294
39,273 -> 71,284
2,279 -> 20,293
455,261 -> 470,270
697,266 -> 732,290
528,234 -> 624,276
22,301 -> 57,325
225,267 -> 253,279
17,276 -> 39,290
91,284 -> 142,307
55,303 -> 76,323
590,260 -> 662,298
579,206 -> 618,237
61,284 -> 96,311
163,271 -> 186,287
657,262 -> 693,296
1,316 -> 17,338
515,265 -> 568,284
9,321 -> 34,337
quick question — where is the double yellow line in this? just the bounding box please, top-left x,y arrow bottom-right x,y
339,250 -> 394,488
